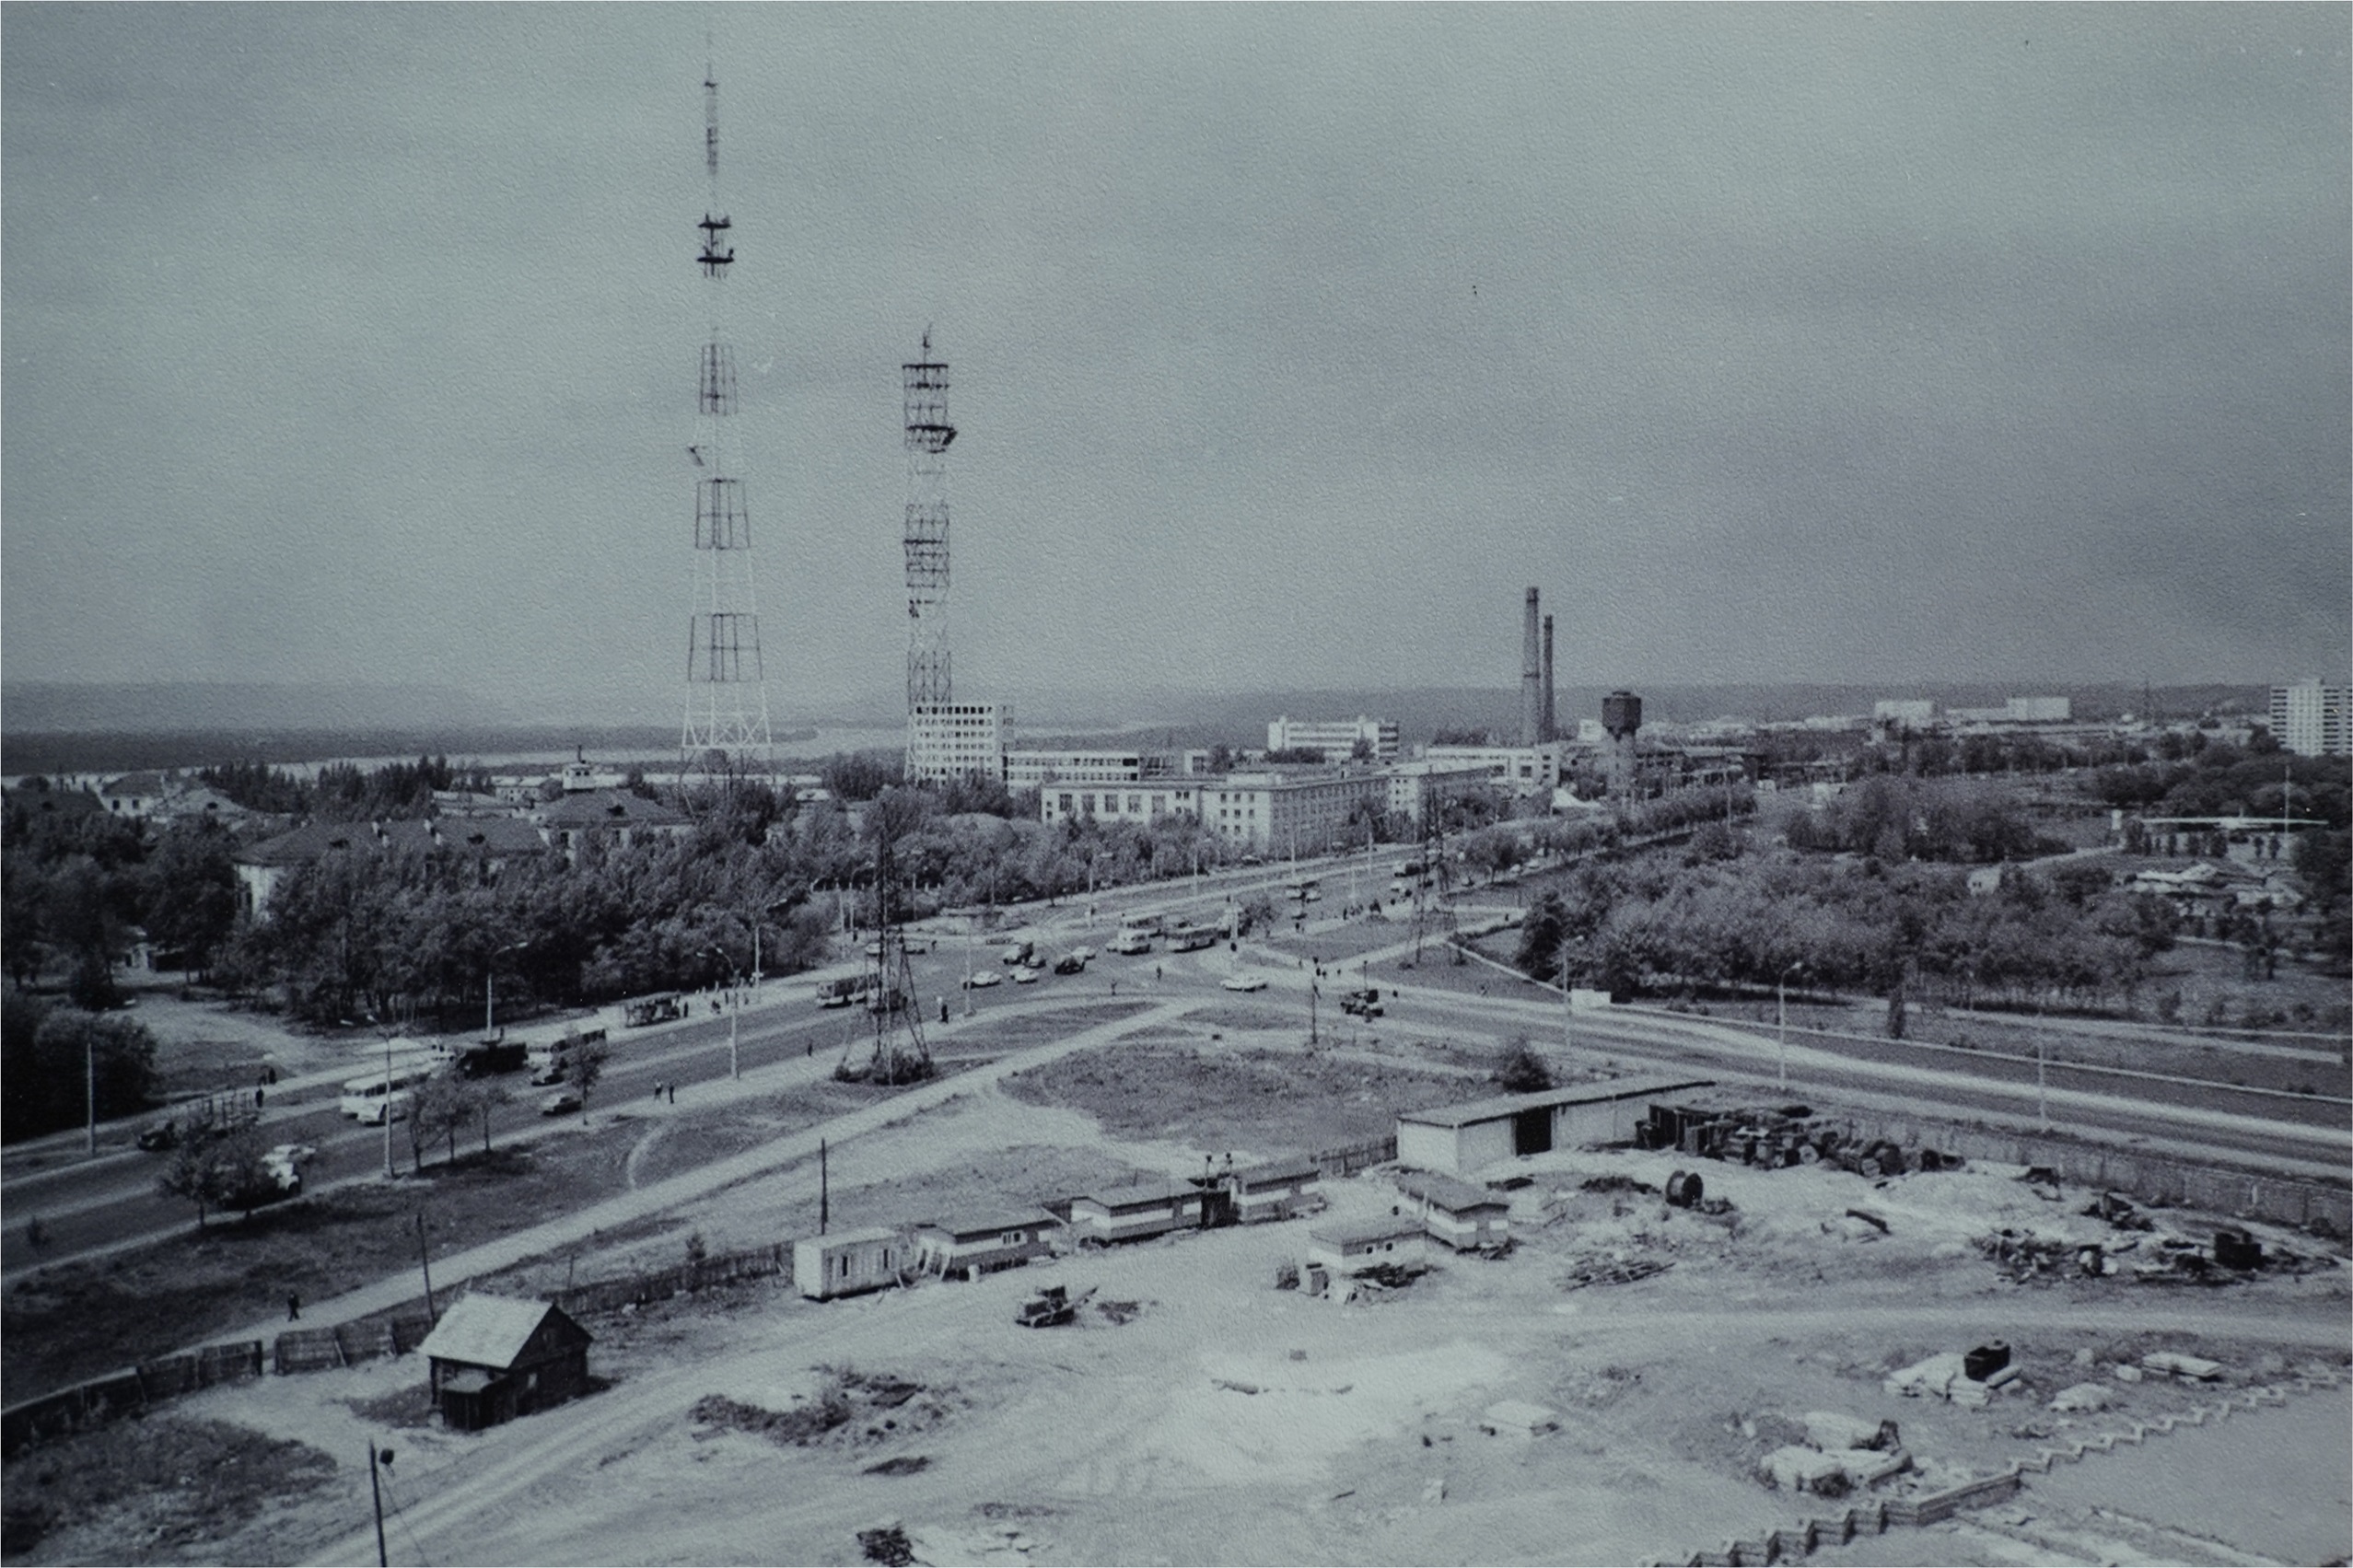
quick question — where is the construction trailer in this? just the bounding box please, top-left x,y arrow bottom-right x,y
1394,1171 -> 1512,1252
1395,1075 -> 1714,1176
913,1212 -> 1059,1280
1306,1215 -> 1427,1277
417,1295 -> 592,1433
794,1225 -> 912,1300
1217,1156 -> 1327,1224
1067,1179 -> 1206,1245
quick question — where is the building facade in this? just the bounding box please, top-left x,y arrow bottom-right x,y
907,702 -> 1010,783
1005,749 -> 1174,789
1420,742 -> 1569,796
1266,715 -> 1400,762
2270,679 -> 2349,758
1382,761 -> 1498,825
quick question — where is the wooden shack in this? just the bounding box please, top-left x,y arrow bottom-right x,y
1067,1179 -> 1205,1244
1394,1171 -> 1511,1252
912,1212 -> 1058,1280
416,1295 -> 592,1432
1220,1156 -> 1326,1224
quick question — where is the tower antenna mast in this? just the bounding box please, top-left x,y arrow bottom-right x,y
680,46 -> 773,778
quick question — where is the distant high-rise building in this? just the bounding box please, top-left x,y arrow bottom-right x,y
906,703 -> 1009,784
2270,679 -> 2349,757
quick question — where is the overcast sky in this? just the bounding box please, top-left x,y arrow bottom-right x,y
5,5 -> 2347,725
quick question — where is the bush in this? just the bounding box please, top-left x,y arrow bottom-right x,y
1495,1039 -> 1553,1094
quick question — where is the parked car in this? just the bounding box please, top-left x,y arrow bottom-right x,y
1052,953 -> 1087,976
136,1119 -> 179,1152
1012,965 -> 1043,984
961,970 -> 1004,990
260,1143 -> 317,1192
1220,973 -> 1269,993
1341,987 -> 1383,1018
539,1088 -> 583,1117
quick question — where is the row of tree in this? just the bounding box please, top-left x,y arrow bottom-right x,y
1514,843 -> 2179,1018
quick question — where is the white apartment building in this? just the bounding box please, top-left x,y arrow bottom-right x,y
907,703 -> 1010,783
2270,679 -> 2350,758
1266,714 -> 1400,762
1039,782 -> 1205,828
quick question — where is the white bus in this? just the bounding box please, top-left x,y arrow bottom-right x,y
338,1063 -> 436,1123
1166,923 -> 1217,953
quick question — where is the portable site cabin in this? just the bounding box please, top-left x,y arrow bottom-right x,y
1394,1171 -> 1511,1252
794,1225 -> 911,1300
416,1295 -> 592,1433
913,1212 -> 1058,1280
1306,1216 -> 1427,1277
1067,1179 -> 1206,1244
1395,1075 -> 1714,1175
1220,1156 -> 1326,1224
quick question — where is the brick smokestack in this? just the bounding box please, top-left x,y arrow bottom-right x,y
1542,613 -> 1556,743
1520,587 -> 1543,747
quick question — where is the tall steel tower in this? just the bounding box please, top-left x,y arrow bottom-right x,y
680,58 -> 772,775
903,333 -> 955,714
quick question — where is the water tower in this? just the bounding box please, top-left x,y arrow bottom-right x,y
1602,691 -> 1642,797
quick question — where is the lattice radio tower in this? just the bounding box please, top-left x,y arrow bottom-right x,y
680,52 -> 772,776
903,333 -> 955,716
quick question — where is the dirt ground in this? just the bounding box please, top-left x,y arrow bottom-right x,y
8,1013 -> 2348,1567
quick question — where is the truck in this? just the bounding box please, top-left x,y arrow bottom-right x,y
1000,939 -> 1035,967
457,1037 -> 529,1078
1340,987 -> 1383,1018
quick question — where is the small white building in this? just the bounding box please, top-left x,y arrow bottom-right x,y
1396,1075 -> 1714,1176
794,1225 -> 910,1301
1394,1171 -> 1511,1252
907,703 -> 1011,783
1306,1216 -> 1427,1277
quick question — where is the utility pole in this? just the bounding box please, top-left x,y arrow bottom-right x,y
415,1211 -> 437,1321
381,1031 -> 396,1180
1777,962 -> 1805,1088
1559,935 -> 1576,1058
819,1137 -> 830,1234
367,1443 -> 390,1568
85,1030 -> 97,1158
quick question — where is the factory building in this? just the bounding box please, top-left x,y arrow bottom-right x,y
1383,760 -> 1502,824
1421,741 -> 1570,796
1266,715 -> 1401,762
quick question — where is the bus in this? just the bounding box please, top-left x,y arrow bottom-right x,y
1120,912 -> 1167,938
1167,923 -> 1217,953
338,1063 -> 437,1123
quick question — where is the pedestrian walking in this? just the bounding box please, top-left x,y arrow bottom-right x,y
653,1081 -> 664,1102
667,1083 -> 676,1105
286,1292 -> 301,1322
25,1216 -> 45,1251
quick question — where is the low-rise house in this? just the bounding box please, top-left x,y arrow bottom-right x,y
1306,1215 -> 1427,1277
1067,1179 -> 1206,1245
415,1295 -> 593,1433
1218,1156 -> 1325,1224
913,1212 -> 1058,1280
233,816 -> 551,914
1395,1171 -> 1511,1252
794,1226 -> 912,1301
536,789 -> 692,859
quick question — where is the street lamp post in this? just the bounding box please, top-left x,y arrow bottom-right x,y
1558,935 -> 1578,1057
484,940 -> 529,1040
706,947 -> 741,1080
1777,962 -> 1807,1088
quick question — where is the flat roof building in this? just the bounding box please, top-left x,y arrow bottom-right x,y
1267,715 -> 1400,763
2271,679 -> 2349,758
908,703 -> 1010,784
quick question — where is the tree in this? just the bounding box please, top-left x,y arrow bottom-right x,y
1494,1038 -> 1553,1094
470,1074 -> 514,1155
155,1107 -> 267,1230
407,1067 -> 474,1170
1514,892 -> 1567,983
565,1039 -> 610,1123
5,1006 -> 157,1143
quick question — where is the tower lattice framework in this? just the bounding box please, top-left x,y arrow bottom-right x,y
903,335 -> 955,712
680,62 -> 772,773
